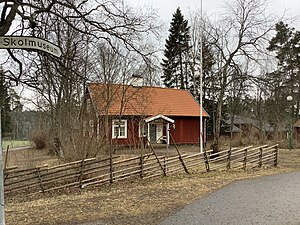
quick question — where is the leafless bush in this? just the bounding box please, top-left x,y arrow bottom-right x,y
29,130 -> 48,149
61,132 -> 109,161
218,129 -> 269,149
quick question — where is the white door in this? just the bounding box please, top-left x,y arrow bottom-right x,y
156,123 -> 163,143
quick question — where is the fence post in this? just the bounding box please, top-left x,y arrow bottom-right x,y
258,147 -> 263,168
109,153 -> 114,183
36,167 -> 44,193
169,133 -> 189,174
79,160 -> 85,188
203,151 -> 210,172
243,148 -> 248,170
4,145 -> 9,174
146,138 -> 166,176
163,156 -> 167,175
3,146 -> 9,183
274,145 -> 278,167
226,149 -> 231,170
140,155 -> 144,178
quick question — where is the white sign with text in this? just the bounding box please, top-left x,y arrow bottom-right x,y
0,36 -> 62,57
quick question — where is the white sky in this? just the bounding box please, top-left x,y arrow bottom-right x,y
9,0 -> 300,109
128,0 -> 300,32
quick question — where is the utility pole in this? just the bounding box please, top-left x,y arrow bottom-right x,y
0,108 -> 5,225
199,0 -> 204,154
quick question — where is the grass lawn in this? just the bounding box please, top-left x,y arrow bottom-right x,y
2,139 -> 32,149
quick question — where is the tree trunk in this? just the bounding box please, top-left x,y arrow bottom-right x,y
213,92 -> 224,153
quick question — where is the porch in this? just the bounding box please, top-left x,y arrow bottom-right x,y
144,114 -> 174,145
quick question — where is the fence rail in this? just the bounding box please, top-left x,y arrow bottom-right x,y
4,144 -> 279,195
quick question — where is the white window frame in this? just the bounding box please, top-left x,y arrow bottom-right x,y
112,119 -> 127,139
139,121 -> 148,137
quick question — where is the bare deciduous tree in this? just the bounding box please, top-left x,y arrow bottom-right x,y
204,0 -> 275,152
0,0 -> 161,159
0,0 -> 160,85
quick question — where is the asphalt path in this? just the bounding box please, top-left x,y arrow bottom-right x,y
159,171 -> 300,225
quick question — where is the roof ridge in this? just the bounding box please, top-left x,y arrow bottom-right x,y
88,82 -> 190,92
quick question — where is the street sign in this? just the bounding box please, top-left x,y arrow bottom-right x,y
0,36 -> 62,57
0,36 -> 62,225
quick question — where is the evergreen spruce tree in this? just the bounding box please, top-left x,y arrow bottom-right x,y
162,7 -> 191,89
0,70 -> 12,135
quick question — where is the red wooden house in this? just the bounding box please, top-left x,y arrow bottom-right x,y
82,82 -> 209,146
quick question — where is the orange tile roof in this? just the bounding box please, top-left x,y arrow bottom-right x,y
88,83 -> 209,117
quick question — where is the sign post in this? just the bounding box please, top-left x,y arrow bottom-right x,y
0,36 -> 62,225
0,109 -> 4,225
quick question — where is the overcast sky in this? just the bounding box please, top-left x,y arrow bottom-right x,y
127,0 -> 300,31
11,0 -> 300,108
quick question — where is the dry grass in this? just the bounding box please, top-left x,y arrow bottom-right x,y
6,168 -> 294,225
4,148 -> 300,225
3,148 -> 60,169
278,148 -> 300,168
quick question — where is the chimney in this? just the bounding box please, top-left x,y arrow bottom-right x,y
131,75 -> 143,87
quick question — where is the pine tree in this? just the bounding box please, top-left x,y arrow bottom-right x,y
267,21 -> 300,93
0,70 -> 12,135
268,22 -> 300,69
161,7 -> 191,89
267,22 -> 300,116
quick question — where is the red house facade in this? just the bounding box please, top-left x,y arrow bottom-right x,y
82,83 -> 209,146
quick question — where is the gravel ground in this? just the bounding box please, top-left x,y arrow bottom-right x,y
159,171 -> 300,225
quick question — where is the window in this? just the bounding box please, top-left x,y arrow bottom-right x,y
139,121 -> 148,137
112,120 -> 127,138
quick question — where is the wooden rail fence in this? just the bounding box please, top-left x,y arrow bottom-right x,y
4,144 -> 279,195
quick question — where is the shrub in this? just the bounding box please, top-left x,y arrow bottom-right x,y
29,131 -> 48,149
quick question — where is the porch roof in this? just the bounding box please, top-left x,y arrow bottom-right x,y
144,114 -> 175,124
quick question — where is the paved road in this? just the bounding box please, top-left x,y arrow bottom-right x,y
159,171 -> 300,225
